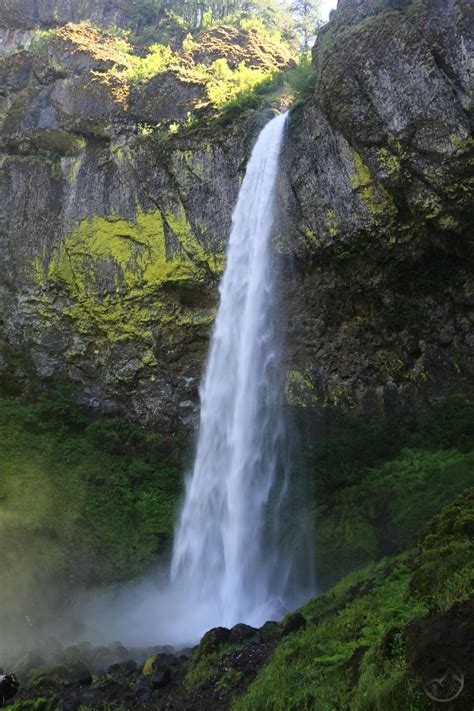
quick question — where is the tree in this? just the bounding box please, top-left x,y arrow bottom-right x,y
291,0 -> 322,51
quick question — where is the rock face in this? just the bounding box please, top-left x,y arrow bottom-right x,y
281,0 -> 474,411
0,19 -> 268,430
0,0 -> 473,429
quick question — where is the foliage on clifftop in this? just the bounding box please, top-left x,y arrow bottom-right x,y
25,19 -> 299,127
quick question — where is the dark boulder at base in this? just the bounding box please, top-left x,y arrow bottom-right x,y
195,626 -> 231,659
0,672 -> 19,705
281,613 -> 307,637
229,623 -> 260,645
142,653 -> 175,689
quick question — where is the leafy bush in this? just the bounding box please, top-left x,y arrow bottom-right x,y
28,28 -> 60,53
206,59 -> 269,108
126,42 -> 177,81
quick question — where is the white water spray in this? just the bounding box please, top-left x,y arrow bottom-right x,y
170,112 -> 300,637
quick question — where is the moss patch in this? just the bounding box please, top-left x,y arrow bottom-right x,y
34,208 -> 222,342
300,397 -> 474,588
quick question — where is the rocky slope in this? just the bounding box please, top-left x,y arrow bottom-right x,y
4,487 -> 473,710
0,0 -> 473,429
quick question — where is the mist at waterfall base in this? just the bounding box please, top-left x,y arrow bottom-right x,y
10,113 -> 314,655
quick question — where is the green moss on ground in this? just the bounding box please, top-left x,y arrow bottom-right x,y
235,489 -> 474,710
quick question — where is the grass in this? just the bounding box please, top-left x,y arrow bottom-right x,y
233,553 -> 428,710
235,487 -> 474,710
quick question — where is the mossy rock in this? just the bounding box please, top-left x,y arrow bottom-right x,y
411,488 -> 474,607
194,626 -> 231,660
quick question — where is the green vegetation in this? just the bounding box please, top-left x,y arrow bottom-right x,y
28,28 -> 60,53
299,396 -> 474,587
2,387 -> 473,708
236,489 -> 474,710
130,0 -> 302,49
27,5 -> 318,136
5,702 -> 125,711
125,42 -> 177,80
204,59 -> 269,108
0,389 -> 182,641
211,54 -> 316,126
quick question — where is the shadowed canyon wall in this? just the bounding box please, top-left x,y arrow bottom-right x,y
0,0 -> 473,430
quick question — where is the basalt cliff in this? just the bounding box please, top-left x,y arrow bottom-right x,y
1,2 -> 474,710
1,0 -> 472,431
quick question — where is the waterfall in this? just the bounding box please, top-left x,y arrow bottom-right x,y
170,112 -> 303,637
71,114 -> 313,649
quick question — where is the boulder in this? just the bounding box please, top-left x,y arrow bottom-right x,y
195,626 -> 231,658
281,613 -> 307,637
142,654 -> 173,689
0,673 -> 19,704
229,623 -> 260,645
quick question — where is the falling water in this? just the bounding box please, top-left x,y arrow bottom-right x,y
69,113 -> 312,650
170,112 -> 306,637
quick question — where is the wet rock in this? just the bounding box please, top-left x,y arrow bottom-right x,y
28,662 -> 92,690
91,644 -> 129,672
64,663 -> 93,688
258,620 -> 281,642
142,653 -> 174,689
91,675 -> 124,700
229,623 -> 260,645
0,673 -> 19,704
135,678 -> 153,703
1,0 -> 473,433
281,613 -> 307,637
107,659 -> 137,676
150,666 -> 171,689
196,626 -> 231,658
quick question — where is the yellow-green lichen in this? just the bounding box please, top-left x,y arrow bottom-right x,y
323,383 -> 356,408
350,152 -> 397,221
285,370 -> 319,407
64,155 -> 83,183
163,202 -> 224,274
34,208 -> 222,342
376,147 -> 401,176
326,209 -> 340,238
305,226 -> 322,246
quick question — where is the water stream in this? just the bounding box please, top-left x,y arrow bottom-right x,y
170,112 -> 305,637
